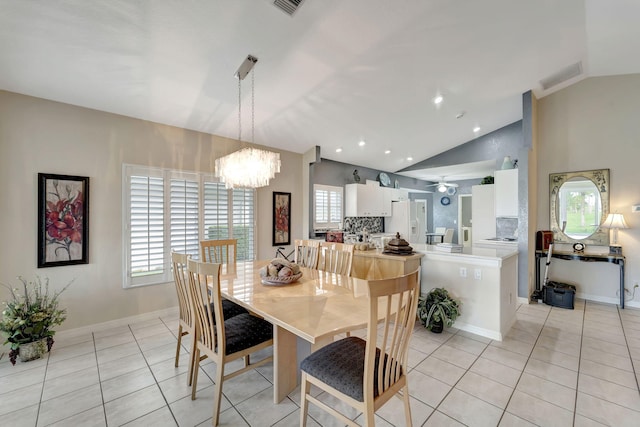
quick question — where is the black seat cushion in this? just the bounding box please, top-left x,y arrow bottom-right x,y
301,336 -> 399,402
223,313 -> 273,355
221,299 -> 249,319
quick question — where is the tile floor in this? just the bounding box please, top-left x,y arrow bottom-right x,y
1,300 -> 640,426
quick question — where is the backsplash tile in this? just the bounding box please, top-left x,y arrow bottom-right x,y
497,217 -> 518,239
343,217 -> 383,234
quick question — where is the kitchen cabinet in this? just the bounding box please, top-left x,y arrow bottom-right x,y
345,182 -> 388,217
495,169 -> 518,217
471,184 -> 495,242
345,183 -> 409,217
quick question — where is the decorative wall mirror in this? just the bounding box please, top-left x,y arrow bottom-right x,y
549,169 -> 610,245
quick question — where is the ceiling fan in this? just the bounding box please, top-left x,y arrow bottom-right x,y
426,177 -> 459,194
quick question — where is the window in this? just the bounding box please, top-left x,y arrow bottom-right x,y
123,164 -> 256,288
313,184 -> 343,230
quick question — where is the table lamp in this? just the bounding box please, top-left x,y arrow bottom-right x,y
601,213 -> 628,254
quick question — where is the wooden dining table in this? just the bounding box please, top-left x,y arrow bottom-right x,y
217,260 -> 371,403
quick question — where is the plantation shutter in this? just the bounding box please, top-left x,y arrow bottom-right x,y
170,178 -> 200,259
203,181 -> 229,241
129,175 -> 164,278
315,189 -> 329,223
232,188 -> 255,261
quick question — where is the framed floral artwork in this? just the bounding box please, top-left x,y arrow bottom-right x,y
38,173 -> 89,268
272,192 -> 291,246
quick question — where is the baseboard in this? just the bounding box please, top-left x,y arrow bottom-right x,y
453,321 -> 503,341
55,306 -> 179,340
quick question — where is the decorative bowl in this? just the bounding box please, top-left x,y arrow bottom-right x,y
260,272 -> 303,286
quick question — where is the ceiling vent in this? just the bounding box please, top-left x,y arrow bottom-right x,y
273,0 -> 305,16
540,61 -> 583,91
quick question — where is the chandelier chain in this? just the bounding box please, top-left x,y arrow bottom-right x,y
238,76 -> 242,143
251,68 -> 255,144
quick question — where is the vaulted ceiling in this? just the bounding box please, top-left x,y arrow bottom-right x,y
1,0 -> 639,176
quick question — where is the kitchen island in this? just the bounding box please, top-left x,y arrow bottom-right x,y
412,244 -> 518,341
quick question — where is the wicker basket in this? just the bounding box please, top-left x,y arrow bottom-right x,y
260,272 -> 303,286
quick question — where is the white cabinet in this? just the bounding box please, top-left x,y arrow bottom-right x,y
471,184 -> 495,242
346,183 -> 400,217
345,183 -> 409,217
345,183 -> 382,217
495,169 -> 518,217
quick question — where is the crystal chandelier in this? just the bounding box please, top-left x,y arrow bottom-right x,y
215,55 -> 281,189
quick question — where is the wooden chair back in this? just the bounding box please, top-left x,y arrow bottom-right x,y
294,239 -> 321,269
435,226 -> 446,234
200,238 -> 237,263
319,242 -> 354,276
171,251 -> 197,384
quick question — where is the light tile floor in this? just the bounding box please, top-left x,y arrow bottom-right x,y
1,300 -> 640,426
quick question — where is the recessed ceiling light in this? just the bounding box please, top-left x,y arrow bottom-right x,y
407,156 -> 413,161
358,140 -> 366,147
336,148 -> 342,153
473,126 -> 481,133
433,95 -> 443,105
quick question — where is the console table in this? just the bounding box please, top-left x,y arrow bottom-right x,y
534,249 -> 626,308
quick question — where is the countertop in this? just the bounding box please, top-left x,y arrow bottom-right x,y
412,243 -> 518,262
353,248 -> 424,261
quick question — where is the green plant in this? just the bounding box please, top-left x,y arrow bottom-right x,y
417,287 -> 461,331
0,276 -> 72,365
480,176 -> 494,185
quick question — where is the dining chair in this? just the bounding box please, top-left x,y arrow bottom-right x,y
434,226 -> 446,234
200,238 -> 237,263
171,251 -> 247,387
294,239 -> 321,269
299,269 -> 420,427
443,228 -> 454,243
186,259 -> 274,426
319,242 -> 354,276
171,251 -> 198,385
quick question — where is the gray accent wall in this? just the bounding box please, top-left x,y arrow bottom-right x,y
400,118 -> 531,300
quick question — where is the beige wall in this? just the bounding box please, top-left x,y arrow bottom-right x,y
537,74 -> 640,306
0,91 -> 302,330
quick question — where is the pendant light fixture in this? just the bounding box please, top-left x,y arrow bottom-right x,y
215,55 -> 281,189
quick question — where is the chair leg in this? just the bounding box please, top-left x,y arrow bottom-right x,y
187,333 -> 197,386
213,362 -> 224,426
175,325 -> 183,367
191,347 -> 201,400
402,386 -> 413,427
300,373 -> 310,427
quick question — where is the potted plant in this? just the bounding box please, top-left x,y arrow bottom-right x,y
417,287 -> 461,333
0,276 -> 72,365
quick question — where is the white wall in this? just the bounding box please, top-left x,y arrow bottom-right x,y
536,74 -> 640,306
0,91 -> 302,330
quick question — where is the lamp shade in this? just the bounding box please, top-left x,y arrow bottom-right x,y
602,213 -> 629,229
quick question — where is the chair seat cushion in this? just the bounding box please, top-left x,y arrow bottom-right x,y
301,336 -> 397,402
221,299 -> 249,319
224,313 -> 273,355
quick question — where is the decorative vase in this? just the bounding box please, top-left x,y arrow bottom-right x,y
430,319 -> 444,334
501,156 -> 514,170
18,339 -> 48,362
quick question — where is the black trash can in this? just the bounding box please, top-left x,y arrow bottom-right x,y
543,281 -> 576,309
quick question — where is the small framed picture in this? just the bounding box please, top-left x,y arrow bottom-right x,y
38,173 -> 90,268
272,192 -> 291,246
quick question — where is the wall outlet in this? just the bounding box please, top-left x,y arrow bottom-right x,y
459,267 -> 467,278
474,268 -> 482,280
